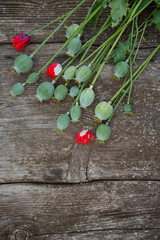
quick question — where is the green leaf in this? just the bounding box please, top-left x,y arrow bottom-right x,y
109,0 -> 129,27
154,0 -> 160,6
90,1 -> 104,29
151,9 -> 160,31
112,42 -> 127,63
103,0 -> 108,8
123,34 -> 132,52
135,0 -> 152,14
90,0 -> 109,29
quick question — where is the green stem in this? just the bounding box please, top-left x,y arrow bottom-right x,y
54,23 -> 110,83
28,1 -> 102,83
78,16 -> 112,65
105,0 -> 146,62
84,0 -> 97,22
30,0 -> 89,58
78,0 -> 153,69
87,122 -> 98,130
128,58 -> 133,102
111,44 -> 160,103
28,12 -> 71,36
132,21 -> 148,65
108,44 -> 160,123
91,61 -> 105,86
127,18 -> 136,102
128,20 -> 148,102
69,82 -> 86,111
61,57 -> 71,66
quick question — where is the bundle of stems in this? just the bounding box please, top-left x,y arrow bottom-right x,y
10,0 -> 160,144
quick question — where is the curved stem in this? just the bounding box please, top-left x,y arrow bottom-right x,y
28,12 -> 71,36
30,0 -> 89,58
108,44 -> 160,123
91,61 -> 105,86
110,44 -> 160,103
27,1 -> 102,84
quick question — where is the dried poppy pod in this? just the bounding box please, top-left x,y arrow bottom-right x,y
65,24 -> 83,39
70,103 -> 82,122
11,54 -> 33,75
55,113 -> 70,133
35,81 -> 55,103
93,101 -> 113,124
9,83 -> 25,97
68,86 -> 80,99
124,103 -> 132,114
112,61 -> 129,81
62,66 -> 77,82
74,65 -> 91,85
66,37 -> 82,58
96,123 -> 111,144
80,85 -> 95,109
26,72 -> 39,84
52,84 -> 68,103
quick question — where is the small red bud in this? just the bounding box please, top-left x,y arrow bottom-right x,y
46,63 -> 62,79
12,34 -> 30,50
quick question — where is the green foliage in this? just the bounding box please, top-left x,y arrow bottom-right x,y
154,0 -> 160,7
90,0 -> 109,29
90,2 -> 103,29
123,34 -> 132,52
112,42 -> 126,63
135,0 -> 152,14
109,0 -> 129,27
151,9 -> 160,31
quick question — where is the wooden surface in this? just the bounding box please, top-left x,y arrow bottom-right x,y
0,0 -> 160,239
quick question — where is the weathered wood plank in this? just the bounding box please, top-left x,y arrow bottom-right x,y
30,230 -> 160,240
0,182 -> 160,238
0,44 -> 160,183
0,0 -> 159,47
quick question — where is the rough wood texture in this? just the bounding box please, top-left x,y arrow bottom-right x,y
0,0 -> 160,46
0,45 -> 160,183
0,182 -> 160,239
0,0 -> 160,239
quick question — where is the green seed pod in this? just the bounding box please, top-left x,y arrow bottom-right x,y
93,101 -> 113,124
80,86 -> 95,109
124,103 -> 132,114
69,86 -> 80,98
11,54 -> 33,75
96,124 -> 111,143
66,37 -> 82,58
75,65 -> 91,84
35,81 -> 54,103
55,113 -> 70,133
26,72 -> 39,84
70,104 -> 81,122
52,84 -> 68,103
65,24 -> 83,39
62,66 -> 77,82
9,83 -> 25,97
113,61 -> 129,80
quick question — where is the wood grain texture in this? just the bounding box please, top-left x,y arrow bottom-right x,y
0,44 -> 160,183
0,0 -> 160,238
0,0 -> 160,47
30,230 -> 160,240
0,182 -> 160,238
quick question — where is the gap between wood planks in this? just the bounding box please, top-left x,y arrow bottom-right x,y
0,179 -> 160,185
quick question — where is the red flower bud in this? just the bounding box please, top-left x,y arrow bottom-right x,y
74,130 -> 94,145
12,34 -> 30,50
46,63 -> 62,79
